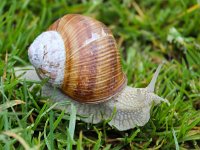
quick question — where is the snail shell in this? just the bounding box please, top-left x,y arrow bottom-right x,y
28,14 -> 127,103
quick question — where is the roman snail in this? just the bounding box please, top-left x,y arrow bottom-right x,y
16,14 -> 169,131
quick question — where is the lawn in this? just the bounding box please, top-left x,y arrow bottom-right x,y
0,0 -> 200,149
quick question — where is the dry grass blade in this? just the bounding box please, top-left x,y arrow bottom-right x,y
3,131 -> 31,150
0,100 -> 25,112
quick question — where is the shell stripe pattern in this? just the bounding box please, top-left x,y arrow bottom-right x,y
48,14 -> 127,103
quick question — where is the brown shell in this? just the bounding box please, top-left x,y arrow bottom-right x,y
48,14 -> 127,103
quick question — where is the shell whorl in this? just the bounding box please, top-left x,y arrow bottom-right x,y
29,14 -> 127,103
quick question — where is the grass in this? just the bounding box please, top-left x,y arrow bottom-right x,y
0,0 -> 200,149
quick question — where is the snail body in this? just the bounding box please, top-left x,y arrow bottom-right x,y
25,14 -> 169,131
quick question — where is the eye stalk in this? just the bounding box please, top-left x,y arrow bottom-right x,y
146,64 -> 163,92
28,31 -> 66,86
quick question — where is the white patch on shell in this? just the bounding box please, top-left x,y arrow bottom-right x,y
28,31 -> 66,87
84,28 -> 108,46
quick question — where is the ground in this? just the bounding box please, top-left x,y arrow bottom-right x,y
0,0 -> 200,149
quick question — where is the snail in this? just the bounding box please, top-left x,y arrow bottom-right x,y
16,14 -> 169,131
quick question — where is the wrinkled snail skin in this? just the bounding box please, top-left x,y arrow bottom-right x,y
25,14 -> 169,131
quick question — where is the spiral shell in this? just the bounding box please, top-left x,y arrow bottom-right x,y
29,14 -> 127,103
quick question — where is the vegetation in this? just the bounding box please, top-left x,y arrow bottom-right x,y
0,0 -> 200,149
